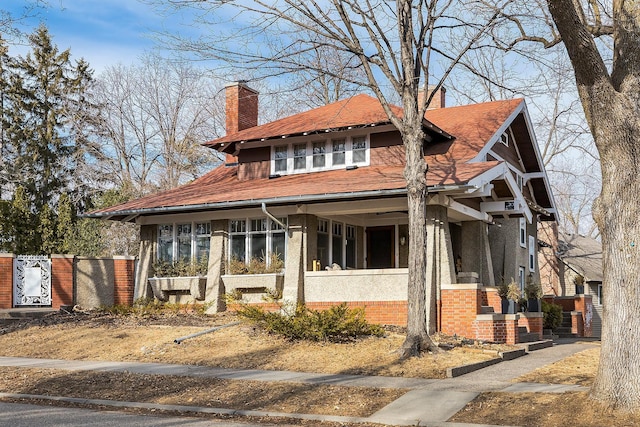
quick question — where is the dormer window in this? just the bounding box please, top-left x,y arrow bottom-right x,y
271,135 -> 369,175
500,132 -> 509,146
332,139 -> 346,166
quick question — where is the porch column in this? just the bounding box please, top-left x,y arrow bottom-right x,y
134,224 -> 156,301
205,219 -> 227,313
426,204 -> 456,334
461,221 -> 495,286
282,214 -> 307,305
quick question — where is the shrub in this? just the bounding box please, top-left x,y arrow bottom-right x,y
228,253 -> 284,275
234,302 -> 384,342
542,300 -> 563,330
98,298 -> 211,317
152,256 -> 208,277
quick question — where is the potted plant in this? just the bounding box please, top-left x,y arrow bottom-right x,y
497,279 -> 521,314
524,280 -> 543,312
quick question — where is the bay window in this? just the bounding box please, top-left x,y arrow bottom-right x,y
229,217 -> 287,266
157,222 -> 211,263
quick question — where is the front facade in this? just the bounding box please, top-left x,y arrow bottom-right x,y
91,82 -> 557,343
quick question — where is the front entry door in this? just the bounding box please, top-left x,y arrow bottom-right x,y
366,226 -> 395,268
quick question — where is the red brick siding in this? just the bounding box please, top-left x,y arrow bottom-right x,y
225,84 -> 258,134
306,301 -> 408,326
0,255 -> 14,308
51,256 -> 74,308
518,315 -> 543,340
574,295 -> 593,337
113,258 -> 135,306
484,288 -> 502,314
440,288 -> 482,338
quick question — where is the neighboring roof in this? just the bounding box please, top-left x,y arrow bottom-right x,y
88,161 -> 502,219
558,232 -> 603,283
206,94 -> 451,149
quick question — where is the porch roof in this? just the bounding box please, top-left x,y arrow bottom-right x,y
88,161 -> 503,220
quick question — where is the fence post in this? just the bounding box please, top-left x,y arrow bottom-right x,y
51,254 -> 75,309
0,253 -> 15,309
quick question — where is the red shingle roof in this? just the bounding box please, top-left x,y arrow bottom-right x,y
91,161 -> 502,217
90,95 -> 525,218
206,94 -> 450,148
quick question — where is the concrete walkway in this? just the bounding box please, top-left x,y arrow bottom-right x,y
0,339 -> 598,427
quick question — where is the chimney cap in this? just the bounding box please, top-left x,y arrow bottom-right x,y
225,80 -> 259,93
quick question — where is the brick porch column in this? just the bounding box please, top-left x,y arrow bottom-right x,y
113,256 -> 135,306
51,254 -> 75,309
0,253 -> 15,308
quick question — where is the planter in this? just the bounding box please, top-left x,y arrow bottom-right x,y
222,273 -> 284,291
527,298 -> 541,312
148,276 -> 206,301
501,298 -> 517,314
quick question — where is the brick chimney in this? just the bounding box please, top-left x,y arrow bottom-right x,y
225,81 -> 259,135
419,85 -> 446,110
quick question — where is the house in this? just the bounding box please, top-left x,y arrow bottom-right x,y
538,223 -> 602,337
89,82 -> 557,343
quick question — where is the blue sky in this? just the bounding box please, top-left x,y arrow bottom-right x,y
4,1 -> 176,72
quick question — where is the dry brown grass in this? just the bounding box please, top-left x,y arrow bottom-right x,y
516,346 -> 600,386
0,311 -> 501,379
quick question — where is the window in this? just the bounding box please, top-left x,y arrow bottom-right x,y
332,222 -> 343,266
518,266 -> 526,293
229,217 -> 287,266
346,225 -> 356,268
528,235 -> 536,272
312,141 -> 326,168
519,218 -> 526,248
272,136 -> 369,175
274,146 -> 288,173
316,219 -> 357,269
500,132 -> 509,146
352,136 -> 366,163
332,139 -> 345,166
598,284 -> 603,306
293,143 -> 306,170
157,222 -> 211,263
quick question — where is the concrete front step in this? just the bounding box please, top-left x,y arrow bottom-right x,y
519,332 -> 542,343
0,308 -> 56,320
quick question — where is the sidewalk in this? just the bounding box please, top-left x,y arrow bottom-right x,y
0,339 -> 597,427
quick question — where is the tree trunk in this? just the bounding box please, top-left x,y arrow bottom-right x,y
589,92 -> 640,410
399,126 -> 439,358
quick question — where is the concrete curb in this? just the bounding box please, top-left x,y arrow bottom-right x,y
446,357 -> 502,378
499,348 -> 527,360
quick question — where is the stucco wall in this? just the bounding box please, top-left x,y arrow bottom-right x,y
76,257 -> 115,308
488,217 -> 540,287
304,268 -> 407,302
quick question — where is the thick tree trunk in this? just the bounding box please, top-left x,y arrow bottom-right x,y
399,126 -> 439,358
589,92 -> 640,410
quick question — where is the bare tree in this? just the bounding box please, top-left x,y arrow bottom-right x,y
151,0 -> 505,357
92,54 -> 223,197
475,0 -> 640,411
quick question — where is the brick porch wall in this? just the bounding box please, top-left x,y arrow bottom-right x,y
51,255 -> 74,309
440,287 -> 482,338
306,301 -> 408,326
113,257 -> 135,306
518,313 -> 544,340
473,315 -> 520,344
0,254 -> 14,308
574,295 -> 593,337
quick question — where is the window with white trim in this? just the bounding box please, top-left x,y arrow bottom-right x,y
518,266 -> 526,293
316,219 -> 357,269
271,135 -> 369,175
312,141 -> 326,168
529,235 -> 536,272
229,217 -> 286,265
158,222 -> 211,263
500,132 -> 509,146
519,218 -> 526,248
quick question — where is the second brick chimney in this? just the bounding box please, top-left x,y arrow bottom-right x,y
225,81 -> 259,135
419,85 -> 446,110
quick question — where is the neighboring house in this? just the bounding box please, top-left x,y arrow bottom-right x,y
89,82 -> 556,340
538,224 -> 603,337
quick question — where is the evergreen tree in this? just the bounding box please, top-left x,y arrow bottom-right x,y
0,25 -> 97,254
